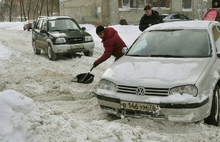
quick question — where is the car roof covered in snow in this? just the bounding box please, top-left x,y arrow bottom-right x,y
146,20 -> 220,31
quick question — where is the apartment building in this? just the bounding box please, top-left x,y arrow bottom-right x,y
60,0 -> 215,25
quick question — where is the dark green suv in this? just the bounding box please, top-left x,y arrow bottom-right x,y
32,16 -> 94,60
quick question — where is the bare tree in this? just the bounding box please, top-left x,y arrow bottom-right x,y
20,0 -> 23,21
39,0 -> 44,16
0,3 -> 6,21
46,0 -> 49,16
50,0 -> 54,16
33,0 -> 40,19
8,0 -> 14,22
4,0 -> 59,22
27,0 -> 32,19
21,0 -> 27,21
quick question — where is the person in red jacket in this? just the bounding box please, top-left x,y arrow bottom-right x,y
93,25 -> 127,67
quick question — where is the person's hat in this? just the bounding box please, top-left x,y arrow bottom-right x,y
96,25 -> 105,35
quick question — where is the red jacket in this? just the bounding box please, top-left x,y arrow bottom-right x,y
95,27 -> 127,65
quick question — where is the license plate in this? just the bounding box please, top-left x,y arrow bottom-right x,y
121,101 -> 158,112
70,44 -> 83,49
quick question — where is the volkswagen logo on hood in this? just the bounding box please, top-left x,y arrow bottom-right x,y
136,86 -> 145,96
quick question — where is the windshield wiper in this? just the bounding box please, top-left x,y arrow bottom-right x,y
151,54 -> 185,58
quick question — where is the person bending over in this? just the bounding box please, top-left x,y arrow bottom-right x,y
93,25 -> 127,67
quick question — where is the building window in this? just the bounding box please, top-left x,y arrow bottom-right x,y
118,0 -> 170,10
151,0 -> 170,8
118,0 -> 129,9
130,0 -> 137,8
182,0 -> 191,9
118,0 -> 137,9
118,0 -> 171,10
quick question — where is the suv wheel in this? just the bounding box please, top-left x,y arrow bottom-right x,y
32,40 -> 41,55
84,51 -> 93,57
47,44 -> 57,61
205,85 -> 220,126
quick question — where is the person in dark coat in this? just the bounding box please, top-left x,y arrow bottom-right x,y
139,5 -> 163,32
93,25 -> 127,67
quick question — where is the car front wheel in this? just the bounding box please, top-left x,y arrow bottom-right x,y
205,85 -> 220,126
32,40 -> 41,55
47,44 -> 57,61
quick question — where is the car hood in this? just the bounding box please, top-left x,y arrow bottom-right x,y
102,56 -> 211,88
48,30 -> 90,38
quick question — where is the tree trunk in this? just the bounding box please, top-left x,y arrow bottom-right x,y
51,0 -> 54,16
20,0 -> 26,21
39,0 -> 44,16
9,0 -> 14,22
46,0 -> 49,16
33,0 -> 40,19
20,0 -> 23,21
27,0 -> 32,20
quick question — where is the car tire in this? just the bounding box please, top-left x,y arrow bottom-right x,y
84,51 -> 93,57
205,85 -> 220,126
28,28 -> 30,31
32,40 -> 41,55
47,44 -> 57,61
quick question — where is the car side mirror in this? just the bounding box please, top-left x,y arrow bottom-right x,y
40,29 -> 47,33
122,47 -> 128,54
81,27 -> 86,31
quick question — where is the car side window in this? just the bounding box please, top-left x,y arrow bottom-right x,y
41,20 -> 47,30
172,15 -> 180,19
213,26 -> 220,52
36,20 -> 43,30
179,15 -> 188,20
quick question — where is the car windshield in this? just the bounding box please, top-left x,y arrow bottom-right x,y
48,19 -> 80,31
127,29 -> 211,58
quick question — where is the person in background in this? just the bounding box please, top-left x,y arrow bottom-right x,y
93,25 -> 127,68
139,5 -> 163,32
119,16 -> 128,25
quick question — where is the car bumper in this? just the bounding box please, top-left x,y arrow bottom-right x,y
95,93 -> 210,123
52,42 -> 94,53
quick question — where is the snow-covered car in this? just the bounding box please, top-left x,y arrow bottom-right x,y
95,20 -> 220,126
32,16 -> 94,60
23,20 -> 33,31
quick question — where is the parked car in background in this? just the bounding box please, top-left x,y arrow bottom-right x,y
160,13 -> 191,22
95,20 -> 220,126
32,16 -> 94,60
23,20 -> 33,31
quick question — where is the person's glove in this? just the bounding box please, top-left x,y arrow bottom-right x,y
93,61 -> 99,68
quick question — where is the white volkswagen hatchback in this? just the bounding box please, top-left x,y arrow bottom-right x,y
95,20 -> 220,126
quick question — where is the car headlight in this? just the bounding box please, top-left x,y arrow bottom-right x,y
99,79 -> 116,92
169,85 -> 198,97
85,36 -> 93,41
55,38 -> 66,43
